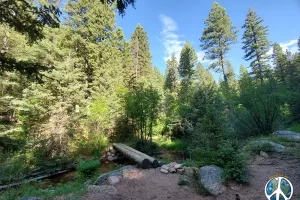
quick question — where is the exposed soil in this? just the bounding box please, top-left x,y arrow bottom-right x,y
83,153 -> 300,200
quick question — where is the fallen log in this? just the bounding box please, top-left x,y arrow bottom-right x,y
117,143 -> 160,168
113,143 -> 151,169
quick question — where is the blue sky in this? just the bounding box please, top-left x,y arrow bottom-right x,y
115,0 -> 300,79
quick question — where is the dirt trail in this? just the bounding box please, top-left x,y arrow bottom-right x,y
83,153 -> 300,200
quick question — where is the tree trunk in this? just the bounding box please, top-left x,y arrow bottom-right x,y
113,143 -> 151,169
116,143 -> 160,168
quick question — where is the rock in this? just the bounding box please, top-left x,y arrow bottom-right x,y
121,165 -> 137,172
84,180 -> 92,186
169,167 -> 176,173
109,146 -> 114,151
107,155 -> 118,161
184,167 -> 194,177
253,140 -> 285,152
87,185 -> 117,194
177,168 -> 185,175
110,149 -> 117,154
110,170 -> 122,177
273,130 -> 300,141
160,168 -> 169,174
94,173 -> 110,185
108,176 -> 121,184
199,165 -> 226,196
111,153 -> 116,157
169,162 -> 177,168
260,151 -> 268,158
174,164 -> 183,169
161,164 -> 170,170
107,152 -> 112,156
19,197 -> 41,200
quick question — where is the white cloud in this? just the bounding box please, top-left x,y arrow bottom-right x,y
267,39 -> 298,55
159,15 -> 210,65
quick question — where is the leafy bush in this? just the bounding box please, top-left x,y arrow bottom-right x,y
76,159 -> 100,177
288,123 -> 300,133
134,139 -> 160,155
243,141 -> 275,155
182,159 -> 199,167
160,139 -> 186,152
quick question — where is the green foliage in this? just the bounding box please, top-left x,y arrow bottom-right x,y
242,8 -> 271,82
160,139 -> 186,152
182,159 -> 200,168
243,141 -> 275,155
164,54 -> 179,92
76,159 -> 100,177
288,123 -> 300,133
200,1 -> 237,85
133,139 -> 160,155
178,177 -> 191,185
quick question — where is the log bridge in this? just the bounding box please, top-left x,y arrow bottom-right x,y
112,143 -> 160,169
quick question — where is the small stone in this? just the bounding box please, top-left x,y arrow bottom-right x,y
174,164 -> 183,169
178,178 -> 191,186
107,155 -> 118,161
109,146 -> 114,151
88,185 -> 117,194
110,149 -> 117,154
260,151 -> 268,158
107,152 -> 111,156
111,153 -> 115,157
177,168 -> 185,175
184,167 -> 194,177
160,168 -> 169,174
108,176 -> 121,184
161,164 -> 170,170
169,162 -> 177,168
169,167 -> 176,173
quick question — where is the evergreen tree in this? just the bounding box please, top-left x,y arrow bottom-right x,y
242,8 -> 271,82
200,1 -> 237,86
272,43 -> 288,83
164,54 -> 179,92
178,41 -> 197,102
130,24 -> 152,85
195,62 -> 215,86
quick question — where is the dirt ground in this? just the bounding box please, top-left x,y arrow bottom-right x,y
83,153 -> 300,200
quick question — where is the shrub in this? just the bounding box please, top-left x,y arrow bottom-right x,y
160,139 -> 186,152
243,141 -> 275,155
76,159 -> 99,177
134,139 -> 160,155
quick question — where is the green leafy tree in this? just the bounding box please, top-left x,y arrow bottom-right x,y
164,54 -> 179,92
200,1 -> 237,85
242,8 -> 271,82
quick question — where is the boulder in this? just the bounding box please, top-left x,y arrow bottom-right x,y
177,168 -> 185,175
121,165 -> 137,172
19,198 -> 41,200
169,162 -> 177,168
160,168 -> 169,174
169,167 -> 176,173
199,165 -> 226,196
108,176 -> 121,184
110,170 -> 122,177
109,146 -> 114,151
110,149 -> 117,154
107,152 -> 111,156
254,140 -> 285,152
88,185 -> 117,195
161,164 -> 170,170
174,164 -> 183,169
273,131 -> 300,141
260,151 -> 268,158
94,173 -> 110,185
184,167 -> 194,177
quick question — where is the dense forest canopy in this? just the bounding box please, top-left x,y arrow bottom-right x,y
0,0 -> 300,195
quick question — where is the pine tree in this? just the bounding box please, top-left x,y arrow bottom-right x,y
130,24 -> 152,84
164,54 -> 179,92
195,61 -> 214,86
225,61 -> 236,88
242,8 -> 271,82
272,43 -> 288,83
178,41 -> 197,102
200,1 -> 237,86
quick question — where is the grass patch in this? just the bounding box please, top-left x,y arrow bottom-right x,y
242,141 -> 275,155
76,159 -> 100,177
182,159 -> 200,168
160,139 -> 186,152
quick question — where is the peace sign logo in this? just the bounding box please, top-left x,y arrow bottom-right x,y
265,176 -> 293,200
